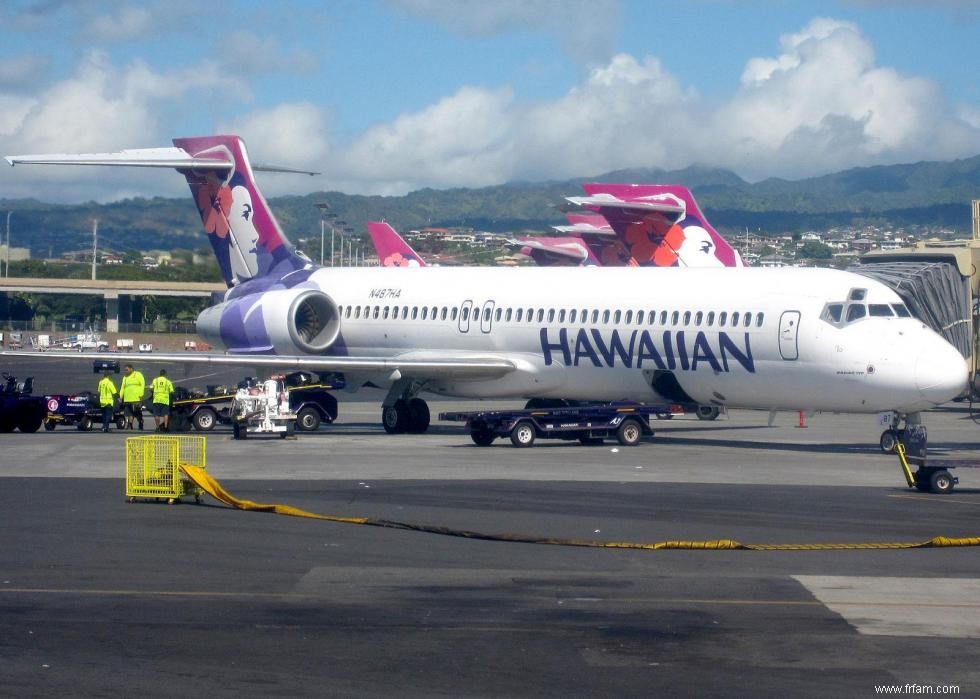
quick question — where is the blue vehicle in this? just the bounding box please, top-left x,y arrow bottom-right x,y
0,373 -> 46,433
43,392 -> 126,431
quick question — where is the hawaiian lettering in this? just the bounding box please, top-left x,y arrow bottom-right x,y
539,327 -> 755,373
368,288 -> 401,299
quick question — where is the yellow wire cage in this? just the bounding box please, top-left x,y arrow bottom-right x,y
125,435 -> 207,504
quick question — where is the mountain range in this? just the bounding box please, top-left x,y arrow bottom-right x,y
1,153 -> 978,257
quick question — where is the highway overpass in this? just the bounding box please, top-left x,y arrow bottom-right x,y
0,277 -> 225,332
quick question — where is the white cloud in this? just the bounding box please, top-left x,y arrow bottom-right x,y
222,31 -> 319,78
0,54 -> 50,88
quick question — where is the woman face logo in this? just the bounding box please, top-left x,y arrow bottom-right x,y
228,185 -> 260,281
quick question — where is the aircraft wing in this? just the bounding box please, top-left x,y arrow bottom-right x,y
552,223 -> 617,237
0,350 -> 515,381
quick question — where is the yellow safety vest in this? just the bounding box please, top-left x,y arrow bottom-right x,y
151,375 -> 174,405
120,371 -> 145,403
98,377 -> 117,407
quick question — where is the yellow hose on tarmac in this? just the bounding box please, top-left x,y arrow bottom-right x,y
179,464 -> 980,552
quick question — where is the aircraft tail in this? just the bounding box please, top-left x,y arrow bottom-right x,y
579,183 -> 744,267
5,135 -> 315,290
172,136 -> 312,287
366,222 -> 426,267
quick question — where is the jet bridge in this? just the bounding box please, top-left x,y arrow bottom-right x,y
858,240 -> 980,390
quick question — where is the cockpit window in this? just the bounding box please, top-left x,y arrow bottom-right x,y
892,304 -> 912,317
823,303 -> 843,323
868,304 -> 894,317
848,288 -> 867,301
846,304 -> 867,322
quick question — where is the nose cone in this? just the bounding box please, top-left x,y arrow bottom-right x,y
915,339 -> 968,405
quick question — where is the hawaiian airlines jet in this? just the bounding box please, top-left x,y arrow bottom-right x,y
4,136 -> 966,437
367,222 -> 425,268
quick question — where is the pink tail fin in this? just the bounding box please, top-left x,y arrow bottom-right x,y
367,222 -> 426,267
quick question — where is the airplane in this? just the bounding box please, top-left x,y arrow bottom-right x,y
370,184 -> 745,269
3,135 -> 967,440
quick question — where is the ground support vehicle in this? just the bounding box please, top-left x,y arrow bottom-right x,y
439,402 -> 672,448
43,392 -> 126,431
0,373 -> 46,433
896,425 -> 978,494
125,434 -> 206,504
170,372 -> 341,433
230,378 -> 296,439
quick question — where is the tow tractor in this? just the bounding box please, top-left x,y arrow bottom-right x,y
0,373 -> 46,433
170,371 -> 341,432
439,401 -> 686,447
43,392 -> 126,431
895,425 -> 978,494
230,376 -> 297,439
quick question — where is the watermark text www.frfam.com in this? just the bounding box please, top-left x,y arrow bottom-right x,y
875,685 -> 960,695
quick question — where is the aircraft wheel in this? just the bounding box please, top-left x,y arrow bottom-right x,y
930,470 -> 955,494
879,429 -> 898,453
406,398 -> 430,434
696,405 -> 720,421
510,420 -> 536,448
382,400 -> 409,434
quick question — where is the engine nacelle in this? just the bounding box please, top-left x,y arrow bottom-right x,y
197,288 -> 341,354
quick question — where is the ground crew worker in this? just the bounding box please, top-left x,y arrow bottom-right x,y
151,369 -> 175,432
98,371 -> 117,433
119,363 -> 146,430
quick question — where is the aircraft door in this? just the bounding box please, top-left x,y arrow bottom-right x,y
458,300 -> 473,333
481,301 -> 495,333
779,310 -> 801,360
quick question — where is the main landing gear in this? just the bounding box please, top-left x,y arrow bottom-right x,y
381,378 -> 430,434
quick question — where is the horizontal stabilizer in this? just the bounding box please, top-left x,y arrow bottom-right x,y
5,147 -> 318,175
565,193 -> 686,215
552,223 -> 617,236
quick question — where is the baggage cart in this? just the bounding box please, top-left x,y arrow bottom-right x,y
125,435 -> 206,504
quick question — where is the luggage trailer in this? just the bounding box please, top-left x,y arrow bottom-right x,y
896,425 -> 979,494
439,402 -> 691,448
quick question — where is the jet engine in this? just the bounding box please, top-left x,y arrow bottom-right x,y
196,288 -> 341,354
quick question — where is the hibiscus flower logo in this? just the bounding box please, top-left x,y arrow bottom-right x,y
196,183 -> 233,238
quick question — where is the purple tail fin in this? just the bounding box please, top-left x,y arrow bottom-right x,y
173,136 -> 310,288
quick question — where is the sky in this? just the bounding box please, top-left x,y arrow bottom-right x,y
0,0 -> 979,203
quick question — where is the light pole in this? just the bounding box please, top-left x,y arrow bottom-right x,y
315,202 -> 331,267
4,210 -> 11,278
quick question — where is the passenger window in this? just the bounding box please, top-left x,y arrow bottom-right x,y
846,304 -> 867,322
547,309 -> 555,323
383,306 -> 391,320
591,310 -> 599,324
892,304 -> 912,318
440,307 -> 448,321
411,307 -> 418,320
402,306 -> 409,318
731,312 -> 740,326
660,311 -> 667,325
625,310 -> 633,324
558,309 -> 566,323
461,307 -> 469,322
421,307 -> 428,320
707,311 -> 715,326
537,309 -> 544,323
527,308 -> 534,322
719,311 -> 727,326
869,304 -> 894,317
496,308 -> 502,322
671,311 -> 679,325
569,310 -> 577,323
450,307 -> 458,321
744,312 -> 752,327
373,306 -> 380,319
516,308 -> 523,322
484,307 -> 492,322
602,310 -> 610,324
756,313 -> 764,327
695,311 -> 703,326
683,311 -> 691,326
505,308 -> 512,322
613,310 -> 621,324
648,311 -> 656,325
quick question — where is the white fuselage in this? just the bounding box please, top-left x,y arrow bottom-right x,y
253,265 -> 966,414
